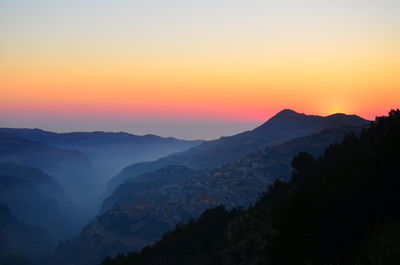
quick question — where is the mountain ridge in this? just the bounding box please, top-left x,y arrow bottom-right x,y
0,128 -> 204,179
48,121 -> 369,265
100,109 -> 400,265
0,128 -> 203,143
106,109 -> 369,193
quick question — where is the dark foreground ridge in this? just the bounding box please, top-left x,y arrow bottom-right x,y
101,109 -> 400,265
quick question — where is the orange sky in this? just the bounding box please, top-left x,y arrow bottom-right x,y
1,0 -> 399,138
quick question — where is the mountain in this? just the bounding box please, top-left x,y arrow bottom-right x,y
101,165 -> 203,214
104,125 -> 364,213
0,128 -> 203,178
42,166 -> 203,265
101,109 -> 400,265
99,125 -> 363,242
48,123 -> 367,265
0,163 -> 87,241
0,132 -> 100,210
0,162 -> 64,199
0,202 -> 51,262
106,109 -> 368,195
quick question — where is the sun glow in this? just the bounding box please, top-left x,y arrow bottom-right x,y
1,0 -> 399,137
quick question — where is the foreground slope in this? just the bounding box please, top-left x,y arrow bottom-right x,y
102,109 -> 400,265
107,109 -> 368,193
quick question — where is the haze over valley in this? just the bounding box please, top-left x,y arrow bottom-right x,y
0,109 -> 375,264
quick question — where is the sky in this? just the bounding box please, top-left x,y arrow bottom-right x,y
1,0 -> 399,139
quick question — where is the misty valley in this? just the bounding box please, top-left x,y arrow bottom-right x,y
1,109 -> 400,265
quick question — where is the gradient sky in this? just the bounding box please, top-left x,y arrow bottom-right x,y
1,0 -> 399,139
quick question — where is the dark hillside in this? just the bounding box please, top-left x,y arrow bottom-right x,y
0,202 -> 51,262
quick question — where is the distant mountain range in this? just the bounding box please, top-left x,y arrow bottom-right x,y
95,126 -> 364,249
0,128 -> 203,178
46,110 -> 370,265
103,125 -> 365,214
0,128 -> 203,264
0,132 -> 100,210
106,109 -> 368,193
100,109 -> 400,265
0,129 -> 203,213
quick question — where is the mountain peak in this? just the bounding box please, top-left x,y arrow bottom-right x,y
265,109 -> 307,124
273,109 -> 303,118
255,109 -> 369,134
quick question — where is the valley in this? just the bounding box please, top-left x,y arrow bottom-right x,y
0,109 -> 371,265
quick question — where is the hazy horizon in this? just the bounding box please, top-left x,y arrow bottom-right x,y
0,120 -> 261,140
0,108 -> 373,140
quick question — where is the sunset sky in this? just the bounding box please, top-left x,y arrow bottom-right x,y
1,0 -> 399,139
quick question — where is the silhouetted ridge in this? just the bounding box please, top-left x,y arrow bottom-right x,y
256,109 -> 368,132
0,128 -> 203,179
106,109 -> 369,193
271,108 -> 304,119
100,109 -> 400,265
44,110 -> 371,265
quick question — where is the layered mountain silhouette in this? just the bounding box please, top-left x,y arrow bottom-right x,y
93,126 -> 364,251
46,110 -> 370,265
0,132 -> 99,210
100,109 -> 400,265
0,129 -> 203,178
103,125 -> 364,213
106,109 -> 368,193
0,129 -> 203,264
0,109 -> 373,265
0,130 -> 202,211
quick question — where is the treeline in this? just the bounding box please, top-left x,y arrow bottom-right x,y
101,109 -> 400,265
